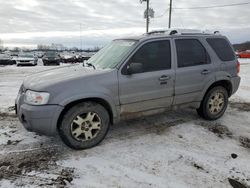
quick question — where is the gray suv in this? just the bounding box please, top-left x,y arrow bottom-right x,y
16,30 -> 241,149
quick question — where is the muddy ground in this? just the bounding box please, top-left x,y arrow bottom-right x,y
0,102 -> 249,187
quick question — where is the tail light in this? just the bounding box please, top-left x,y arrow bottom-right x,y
237,60 -> 240,75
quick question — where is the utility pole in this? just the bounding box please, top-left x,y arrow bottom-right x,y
80,23 -> 82,51
146,0 -> 149,33
168,0 -> 172,28
141,0 -> 154,33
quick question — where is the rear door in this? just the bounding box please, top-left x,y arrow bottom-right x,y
118,39 -> 175,114
174,38 -> 215,104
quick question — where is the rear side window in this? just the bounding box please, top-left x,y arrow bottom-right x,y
175,39 -> 210,68
206,38 -> 235,61
129,40 -> 171,72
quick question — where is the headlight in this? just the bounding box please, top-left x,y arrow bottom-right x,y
24,90 -> 50,105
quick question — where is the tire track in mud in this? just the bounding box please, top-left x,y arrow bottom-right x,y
1,102 -> 249,148
0,147 -> 74,187
196,121 -> 233,139
105,110 -> 194,142
0,115 -> 75,187
229,102 -> 250,112
1,102 -> 249,147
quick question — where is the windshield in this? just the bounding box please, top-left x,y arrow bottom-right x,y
87,40 -> 137,69
45,52 -> 57,57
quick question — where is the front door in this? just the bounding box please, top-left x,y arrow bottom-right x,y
118,39 -> 175,114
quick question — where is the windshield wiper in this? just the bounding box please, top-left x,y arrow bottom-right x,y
83,62 -> 96,70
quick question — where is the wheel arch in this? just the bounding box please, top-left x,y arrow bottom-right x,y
202,80 -> 233,102
57,97 -> 116,130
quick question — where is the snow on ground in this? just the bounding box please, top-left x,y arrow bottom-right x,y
0,59 -> 73,113
0,59 -> 249,187
231,59 -> 250,103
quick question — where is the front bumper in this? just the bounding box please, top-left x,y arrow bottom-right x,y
17,60 -> 36,65
16,96 -> 63,136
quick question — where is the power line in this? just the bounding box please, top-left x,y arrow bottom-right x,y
150,1 -> 249,31
173,2 -> 250,9
153,1 -> 250,18
154,8 -> 168,18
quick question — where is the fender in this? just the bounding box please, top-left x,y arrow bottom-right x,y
59,92 -> 119,122
199,74 -> 231,102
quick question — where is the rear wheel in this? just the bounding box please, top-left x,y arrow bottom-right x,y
197,86 -> 228,120
59,102 -> 110,150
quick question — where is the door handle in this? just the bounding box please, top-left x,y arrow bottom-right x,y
159,75 -> 171,81
201,69 -> 211,75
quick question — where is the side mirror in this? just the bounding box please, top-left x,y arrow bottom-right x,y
127,63 -> 143,75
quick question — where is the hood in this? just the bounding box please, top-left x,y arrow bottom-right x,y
23,64 -> 109,91
62,55 -> 75,59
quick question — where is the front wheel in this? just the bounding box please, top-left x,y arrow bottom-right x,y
197,86 -> 228,120
59,102 -> 110,150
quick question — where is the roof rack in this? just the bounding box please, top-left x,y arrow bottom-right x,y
144,29 -> 220,36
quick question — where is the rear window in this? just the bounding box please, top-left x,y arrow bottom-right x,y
206,38 -> 235,61
176,39 -> 210,68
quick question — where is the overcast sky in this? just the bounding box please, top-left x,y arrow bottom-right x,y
0,0 -> 250,49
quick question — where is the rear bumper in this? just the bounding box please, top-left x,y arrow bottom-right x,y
43,59 -> 60,65
231,76 -> 241,95
16,103 -> 63,136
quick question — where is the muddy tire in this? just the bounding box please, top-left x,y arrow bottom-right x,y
59,102 -> 110,150
197,86 -> 228,120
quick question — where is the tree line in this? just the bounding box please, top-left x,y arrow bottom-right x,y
233,41 -> 250,52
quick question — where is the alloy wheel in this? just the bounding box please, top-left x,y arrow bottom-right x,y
70,112 -> 101,141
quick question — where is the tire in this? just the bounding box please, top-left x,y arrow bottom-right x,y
197,86 -> 228,120
59,102 -> 110,150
